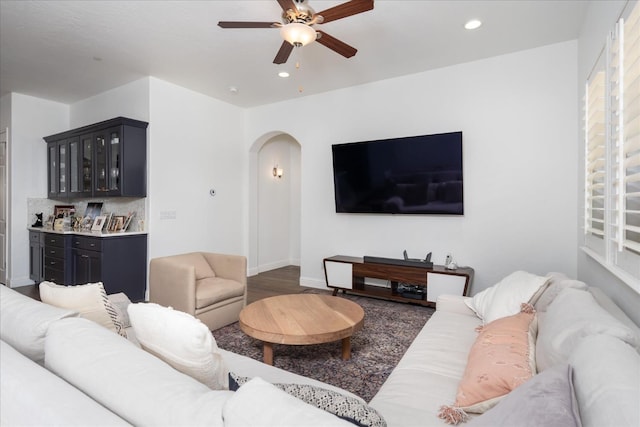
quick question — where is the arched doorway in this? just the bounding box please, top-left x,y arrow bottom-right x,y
248,132 -> 301,276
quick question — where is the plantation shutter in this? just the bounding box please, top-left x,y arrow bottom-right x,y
585,70 -> 607,238
619,4 -> 640,254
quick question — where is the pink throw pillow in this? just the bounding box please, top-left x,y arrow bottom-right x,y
439,304 -> 537,424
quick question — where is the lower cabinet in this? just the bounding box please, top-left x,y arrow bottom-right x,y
71,234 -> 147,302
30,230 -> 147,302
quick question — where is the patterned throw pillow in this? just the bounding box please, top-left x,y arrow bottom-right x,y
439,304 -> 537,425
39,281 -> 126,338
229,373 -> 386,427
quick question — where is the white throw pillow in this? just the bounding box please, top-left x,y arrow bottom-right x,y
465,271 -> 550,324
39,281 -> 124,337
222,377 -> 352,427
127,303 -> 228,390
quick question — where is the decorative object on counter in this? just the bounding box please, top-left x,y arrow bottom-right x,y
91,216 -> 107,232
122,212 -> 136,232
31,213 -> 43,228
84,202 -> 103,219
45,215 -> 55,230
80,216 -> 93,231
53,218 -> 65,231
54,205 -> 75,218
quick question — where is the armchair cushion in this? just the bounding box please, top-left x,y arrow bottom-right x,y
196,277 -> 245,309
171,253 -> 216,279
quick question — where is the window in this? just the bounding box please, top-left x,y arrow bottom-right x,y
583,1 -> 640,288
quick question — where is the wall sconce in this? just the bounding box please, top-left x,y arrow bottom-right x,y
272,165 -> 284,179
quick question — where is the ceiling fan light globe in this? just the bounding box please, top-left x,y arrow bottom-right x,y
280,22 -> 317,46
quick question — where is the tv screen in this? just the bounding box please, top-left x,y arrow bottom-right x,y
331,131 -> 463,215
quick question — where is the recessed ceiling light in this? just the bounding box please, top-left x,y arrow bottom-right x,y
464,19 -> 482,30
278,71 -> 290,78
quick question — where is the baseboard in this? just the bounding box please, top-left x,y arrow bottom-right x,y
300,276 -> 328,290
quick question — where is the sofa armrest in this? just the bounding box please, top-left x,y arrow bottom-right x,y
435,294 -> 477,317
149,258 -> 197,314
204,253 -> 247,287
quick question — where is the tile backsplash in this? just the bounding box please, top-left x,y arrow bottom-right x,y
27,198 -> 146,232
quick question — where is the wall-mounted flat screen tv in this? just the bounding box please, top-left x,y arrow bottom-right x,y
331,131 -> 463,215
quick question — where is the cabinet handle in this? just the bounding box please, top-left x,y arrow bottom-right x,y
81,255 -> 89,259
89,244 -> 95,247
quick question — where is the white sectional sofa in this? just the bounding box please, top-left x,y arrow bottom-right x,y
1,272 -> 639,426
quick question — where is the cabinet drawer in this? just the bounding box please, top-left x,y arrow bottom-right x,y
44,246 -> 65,258
44,256 -> 65,270
44,234 -> 66,248
43,267 -> 65,284
72,236 -> 102,252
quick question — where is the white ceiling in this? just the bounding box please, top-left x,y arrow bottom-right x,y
0,0 -> 588,108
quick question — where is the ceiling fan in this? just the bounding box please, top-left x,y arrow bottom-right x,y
218,0 -> 374,64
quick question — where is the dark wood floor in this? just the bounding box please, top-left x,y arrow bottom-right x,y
12,265 -> 306,303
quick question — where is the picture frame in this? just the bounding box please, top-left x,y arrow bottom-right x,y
84,202 -> 103,219
81,216 -> 93,231
91,215 -> 107,231
54,205 -> 75,218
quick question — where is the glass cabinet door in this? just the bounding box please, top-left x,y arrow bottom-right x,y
48,143 -> 57,196
108,128 -> 121,192
58,141 -> 67,195
69,137 -> 79,194
95,132 -> 107,193
80,134 -> 93,194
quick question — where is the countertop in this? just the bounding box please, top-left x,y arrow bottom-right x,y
28,227 -> 147,237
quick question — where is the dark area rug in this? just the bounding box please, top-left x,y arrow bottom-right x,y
213,289 -> 434,402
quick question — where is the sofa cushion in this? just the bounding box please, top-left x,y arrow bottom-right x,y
466,363 -> 581,427
369,304 -> 482,426
439,305 -> 537,424
45,317 -> 232,426
0,285 -> 77,364
128,302 -> 228,390
229,372 -> 386,427
0,340 -> 128,426
569,334 -> 639,427
39,281 -> 125,337
223,377 -> 352,427
536,287 -> 639,372
465,271 -> 549,324
196,277 -> 245,308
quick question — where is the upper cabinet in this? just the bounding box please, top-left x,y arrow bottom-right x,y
44,117 -> 148,199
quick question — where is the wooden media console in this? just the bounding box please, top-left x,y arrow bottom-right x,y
323,255 -> 474,307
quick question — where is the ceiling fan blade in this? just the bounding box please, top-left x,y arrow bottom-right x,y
315,0 -> 374,24
218,21 -> 279,29
273,41 -> 294,64
277,0 -> 298,12
316,30 -> 357,58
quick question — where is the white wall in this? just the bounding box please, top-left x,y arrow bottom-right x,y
3,93 -> 68,286
246,41 -> 578,293
257,135 -> 301,272
69,78 -> 150,127
576,0 -> 640,325
147,78 -> 245,262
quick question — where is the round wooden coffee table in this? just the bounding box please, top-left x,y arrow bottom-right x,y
239,294 -> 364,365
